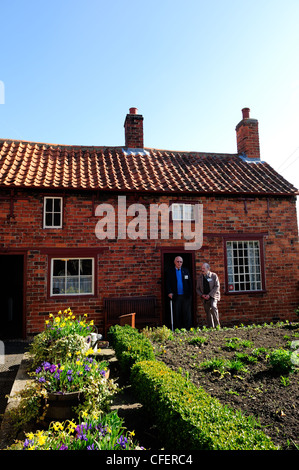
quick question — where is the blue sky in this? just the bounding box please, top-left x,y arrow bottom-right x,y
0,0 -> 298,213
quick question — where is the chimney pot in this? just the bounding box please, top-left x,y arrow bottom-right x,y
242,108 -> 250,119
236,108 -> 260,160
124,108 -> 144,148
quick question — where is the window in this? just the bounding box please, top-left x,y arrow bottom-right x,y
43,197 -> 63,228
172,203 -> 195,221
51,258 -> 94,296
226,240 -> 263,292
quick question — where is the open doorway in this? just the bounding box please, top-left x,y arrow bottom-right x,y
0,255 -> 24,338
162,250 -> 196,328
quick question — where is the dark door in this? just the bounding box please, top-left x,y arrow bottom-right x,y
162,251 -> 195,328
0,255 -> 24,338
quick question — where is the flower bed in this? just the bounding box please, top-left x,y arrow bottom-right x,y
9,410 -> 141,450
108,324 -> 278,450
5,308 -> 142,451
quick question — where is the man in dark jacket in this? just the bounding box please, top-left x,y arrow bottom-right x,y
165,256 -> 192,330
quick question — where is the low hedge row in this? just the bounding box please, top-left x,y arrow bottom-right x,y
131,360 -> 277,450
107,325 -> 277,450
107,324 -> 155,373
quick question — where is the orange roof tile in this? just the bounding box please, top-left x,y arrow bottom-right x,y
0,139 -> 297,196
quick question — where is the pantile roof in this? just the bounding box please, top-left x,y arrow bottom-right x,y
0,139 -> 297,196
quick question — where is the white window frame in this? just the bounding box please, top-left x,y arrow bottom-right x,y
50,257 -> 94,296
172,203 -> 195,221
43,197 -> 63,228
226,240 -> 263,292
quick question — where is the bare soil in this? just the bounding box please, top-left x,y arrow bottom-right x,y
152,323 -> 299,450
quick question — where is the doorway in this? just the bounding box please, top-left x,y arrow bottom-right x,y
0,255 -> 24,338
162,250 -> 196,328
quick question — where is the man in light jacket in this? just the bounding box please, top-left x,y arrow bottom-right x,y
196,263 -> 221,328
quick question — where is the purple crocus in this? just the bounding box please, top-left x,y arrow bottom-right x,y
116,435 -> 128,449
49,364 -> 57,374
59,444 -> 68,450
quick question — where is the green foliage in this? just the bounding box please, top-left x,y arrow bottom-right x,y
107,324 -> 155,374
200,357 -> 227,372
131,360 -> 277,450
234,352 -> 258,364
267,348 -> 294,374
29,332 -> 88,370
6,382 -> 48,431
223,337 -> 253,351
142,325 -> 174,343
187,336 -> 207,346
200,357 -> 248,374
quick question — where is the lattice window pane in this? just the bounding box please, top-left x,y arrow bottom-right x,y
226,240 -> 262,292
51,258 -> 94,296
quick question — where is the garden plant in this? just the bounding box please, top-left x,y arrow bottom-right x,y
5,308 -> 141,451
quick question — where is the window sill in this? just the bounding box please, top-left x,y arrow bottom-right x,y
48,293 -> 97,300
224,289 -> 267,295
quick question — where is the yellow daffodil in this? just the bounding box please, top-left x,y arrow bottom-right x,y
53,422 -> 64,432
129,430 -> 135,437
54,316 -> 60,323
85,348 -> 94,356
67,420 -> 77,433
26,432 -> 35,440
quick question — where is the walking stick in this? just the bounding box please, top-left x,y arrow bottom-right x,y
170,298 -> 174,332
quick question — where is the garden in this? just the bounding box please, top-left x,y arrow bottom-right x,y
142,321 -> 299,450
3,307 -> 299,451
4,308 -> 142,451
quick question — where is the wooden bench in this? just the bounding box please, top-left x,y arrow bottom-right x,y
103,295 -> 158,336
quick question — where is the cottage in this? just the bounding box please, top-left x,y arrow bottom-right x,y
0,107 -> 298,338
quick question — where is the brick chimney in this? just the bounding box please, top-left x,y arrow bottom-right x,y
124,107 -> 144,148
236,108 -> 260,159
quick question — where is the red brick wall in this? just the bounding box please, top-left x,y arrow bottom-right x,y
1,190 -> 298,336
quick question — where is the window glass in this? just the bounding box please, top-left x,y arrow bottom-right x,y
44,197 -> 62,228
172,203 -> 194,221
51,258 -> 93,296
226,240 -> 262,292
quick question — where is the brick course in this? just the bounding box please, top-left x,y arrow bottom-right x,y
1,190 -> 298,336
